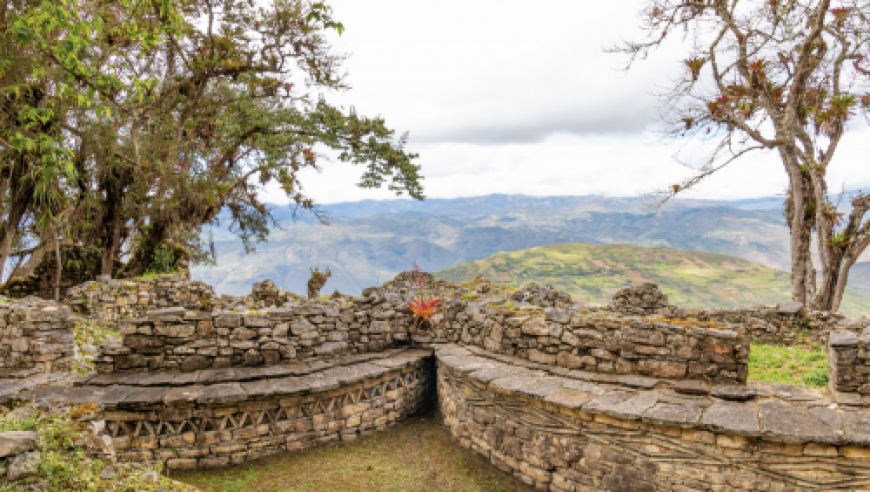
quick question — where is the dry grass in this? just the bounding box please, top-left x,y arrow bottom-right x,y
172,407 -> 533,492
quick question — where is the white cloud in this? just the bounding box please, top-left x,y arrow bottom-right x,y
261,1 -> 870,205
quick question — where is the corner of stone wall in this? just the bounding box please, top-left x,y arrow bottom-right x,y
0,299 -> 76,374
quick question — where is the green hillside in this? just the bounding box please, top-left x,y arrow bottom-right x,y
849,262 -> 870,294
435,243 -> 870,318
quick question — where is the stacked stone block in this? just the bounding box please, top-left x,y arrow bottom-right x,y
94,299 -> 413,373
66,274 -> 220,328
692,304 -> 866,346
607,282 -> 671,315
424,301 -> 749,384
12,349 -> 433,471
437,344 -> 870,491
829,330 -> 870,395
0,300 -> 75,374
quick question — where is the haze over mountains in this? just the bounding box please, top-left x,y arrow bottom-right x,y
192,193 -> 869,304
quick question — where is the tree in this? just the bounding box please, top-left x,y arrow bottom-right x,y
1,0 -> 180,280
1,0 -> 423,287
616,0 -> 870,312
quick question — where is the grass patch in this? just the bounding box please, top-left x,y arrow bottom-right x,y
173,408 -> 532,492
749,342 -> 829,388
135,271 -> 176,280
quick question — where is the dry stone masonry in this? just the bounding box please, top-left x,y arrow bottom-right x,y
93,296 -> 415,373
0,299 -> 75,375
65,274 -> 222,328
436,343 -> 870,491
5,271 -> 870,488
30,348 -> 432,470
828,330 -> 870,405
420,298 -> 749,384
607,283 -> 672,315
682,304 -> 868,346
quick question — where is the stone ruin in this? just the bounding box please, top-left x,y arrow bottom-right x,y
250,279 -> 301,306
510,282 -> 574,308
1,272 -> 870,489
0,299 -> 75,376
607,282 -> 672,315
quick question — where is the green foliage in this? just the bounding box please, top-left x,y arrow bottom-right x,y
1,0 -> 424,282
146,244 -> 176,275
802,369 -> 830,388
74,318 -> 118,373
0,404 -> 190,491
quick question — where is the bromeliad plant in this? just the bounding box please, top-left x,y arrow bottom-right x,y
408,262 -> 439,328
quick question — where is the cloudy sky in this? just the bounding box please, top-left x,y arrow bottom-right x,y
266,0 -> 870,205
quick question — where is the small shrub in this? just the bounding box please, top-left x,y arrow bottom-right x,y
803,369 -> 830,388
0,404 -> 192,491
146,244 -> 176,275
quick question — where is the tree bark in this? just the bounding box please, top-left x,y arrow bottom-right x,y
53,227 -> 61,301
120,219 -> 170,278
783,166 -> 812,305
0,182 -> 33,282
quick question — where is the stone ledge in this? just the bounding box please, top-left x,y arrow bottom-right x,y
12,349 -> 433,408
77,348 -> 415,388
434,343 -> 868,447
437,349 -> 870,490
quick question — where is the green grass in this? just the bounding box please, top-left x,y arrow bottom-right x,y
174,408 -> 532,492
748,342 -> 829,388
135,271 -> 178,280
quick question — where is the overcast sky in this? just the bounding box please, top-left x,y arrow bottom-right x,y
265,0 -> 870,205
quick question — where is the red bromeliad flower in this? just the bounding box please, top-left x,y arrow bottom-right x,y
409,298 -> 439,320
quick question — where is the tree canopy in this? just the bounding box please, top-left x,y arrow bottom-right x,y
0,0 -> 423,290
616,0 -> 870,312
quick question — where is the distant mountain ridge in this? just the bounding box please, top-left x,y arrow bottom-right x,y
194,192 -> 868,300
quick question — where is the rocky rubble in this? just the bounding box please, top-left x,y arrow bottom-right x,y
607,282 -> 672,315
510,283 -> 574,309
250,279 -> 301,307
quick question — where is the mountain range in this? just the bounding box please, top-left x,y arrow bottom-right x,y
192,193 -> 869,304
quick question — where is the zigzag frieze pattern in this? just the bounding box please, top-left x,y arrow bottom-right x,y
90,356 -> 433,471
105,371 -> 421,440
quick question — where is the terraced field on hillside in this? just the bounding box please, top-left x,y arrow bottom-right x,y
436,243 -> 870,318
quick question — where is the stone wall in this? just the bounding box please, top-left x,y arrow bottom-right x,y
0,299 -> 75,374
17,349 -> 432,471
688,305 -> 867,346
94,297 -> 416,373
436,344 -> 870,491
829,330 -> 870,399
65,274 -> 220,329
423,301 -> 750,384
